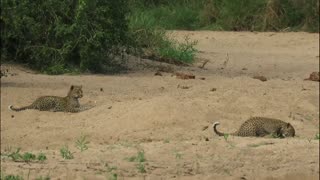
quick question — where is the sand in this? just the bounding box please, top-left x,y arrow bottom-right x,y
1,31 -> 319,180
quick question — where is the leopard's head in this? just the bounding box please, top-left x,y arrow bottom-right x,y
279,123 -> 295,138
68,85 -> 83,98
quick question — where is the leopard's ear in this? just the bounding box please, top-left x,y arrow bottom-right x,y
70,85 -> 74,90
287,123 -> 291,128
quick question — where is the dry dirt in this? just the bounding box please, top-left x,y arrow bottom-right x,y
1,31 -> 319,180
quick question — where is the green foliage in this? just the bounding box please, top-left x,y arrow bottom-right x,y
7,148 -> 22,162
157,36 -> 197,64
126,151 -> 147,173
5,148 -> 47,163
3,175 -> 24,180
1,0 -> 131,74
223,133 -> 230,141
22,152 -> 36,162
175,152 -> 183,159
129,0 -> 319,32
127,151 -> 146,162
137,163 -> 146,173
212,0 -> 267,31
129,0 -> 204,30
109,173 -> 118,180
105,163 -> 118,180
75,134 -> 89,152
129,8 -> 198,64
60,146 -> 74,159
35,176 -> 50,180
37,153 -> 47,162
316,133 -> 320,140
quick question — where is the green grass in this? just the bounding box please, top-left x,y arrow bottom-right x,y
137,163 -> 146,173
2,175 -> 24,180
129,4 -> 198,65
223,134 -> 230,141
175,152 -> 183,159
109,173 -> 118,180
315,133 -> 320,140
173,149 -> 183,160
126,151 -> 147,173
4,148 -> 47,163
35,176 -> 50,180
163,139 -> 170,143
157,36 -> 198,64
1,171 -> 24,180
127,151 -> 146,163
21,152 -> 36,162
105,163 -> 118,180
75,134 -> 90,152
37,153 -> 47,162
129,0 -> 319,32
60,146 -> 74,160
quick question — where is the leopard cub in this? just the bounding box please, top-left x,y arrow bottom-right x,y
9,85 -> 85,113
213,117 -> 295,138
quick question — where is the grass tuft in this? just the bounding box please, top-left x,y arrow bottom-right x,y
60,146 -> 74,160
75,134 -> 90,152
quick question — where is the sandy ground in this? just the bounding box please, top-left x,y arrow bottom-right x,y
1,31 -> 319,180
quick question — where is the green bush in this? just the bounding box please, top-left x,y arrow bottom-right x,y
129,4 -> 198,64
1,0 -> 131,74
129,0 -> 319,32
213,0 -> 267,31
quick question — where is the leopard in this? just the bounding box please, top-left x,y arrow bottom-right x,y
8,85 -> 88,113
212,117 -> 295,138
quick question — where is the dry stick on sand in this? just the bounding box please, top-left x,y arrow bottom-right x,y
199,59 -> 209,69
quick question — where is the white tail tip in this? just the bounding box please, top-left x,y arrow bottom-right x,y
212,122 -> 220,128
8,105 -> 13,110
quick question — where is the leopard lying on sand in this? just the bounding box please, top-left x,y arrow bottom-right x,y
9,85 -> 91,113
213,117 -> 295,138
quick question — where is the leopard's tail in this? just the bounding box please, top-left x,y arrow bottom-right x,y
8,105 -> 32,112
212,122 -> 225,136
212,122 -> 237,136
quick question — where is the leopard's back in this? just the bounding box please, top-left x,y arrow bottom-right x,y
236,117 -> 295,137
31,96 -> 68,111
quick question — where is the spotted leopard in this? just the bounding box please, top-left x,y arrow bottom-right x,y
213,117 -> 295,138
9,85 -> 87,113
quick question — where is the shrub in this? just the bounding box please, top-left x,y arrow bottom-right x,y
1,0 -> 132,74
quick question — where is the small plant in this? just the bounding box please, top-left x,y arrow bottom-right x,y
163,139 -> 170,143
60,146 -> 74,160
35,175 -> 50,180
75,134 -> 90,152
175,152 -> 183,159
157,36 -> 198,64
105,163 -> 118,180
136,151 -> 145,162
173,149 -> 183,160
109,173 -> 118,180
315,133 -> 320,140
126,151 -> 147,173
8,148 -> 22,162
127,151 -> 146,162
22,152 -> 36,162
3,174 -> 24,180
137,162 -> 146,173
223,133 -> 230,141
6,148 -> 47,163
37,153 -> 47,162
